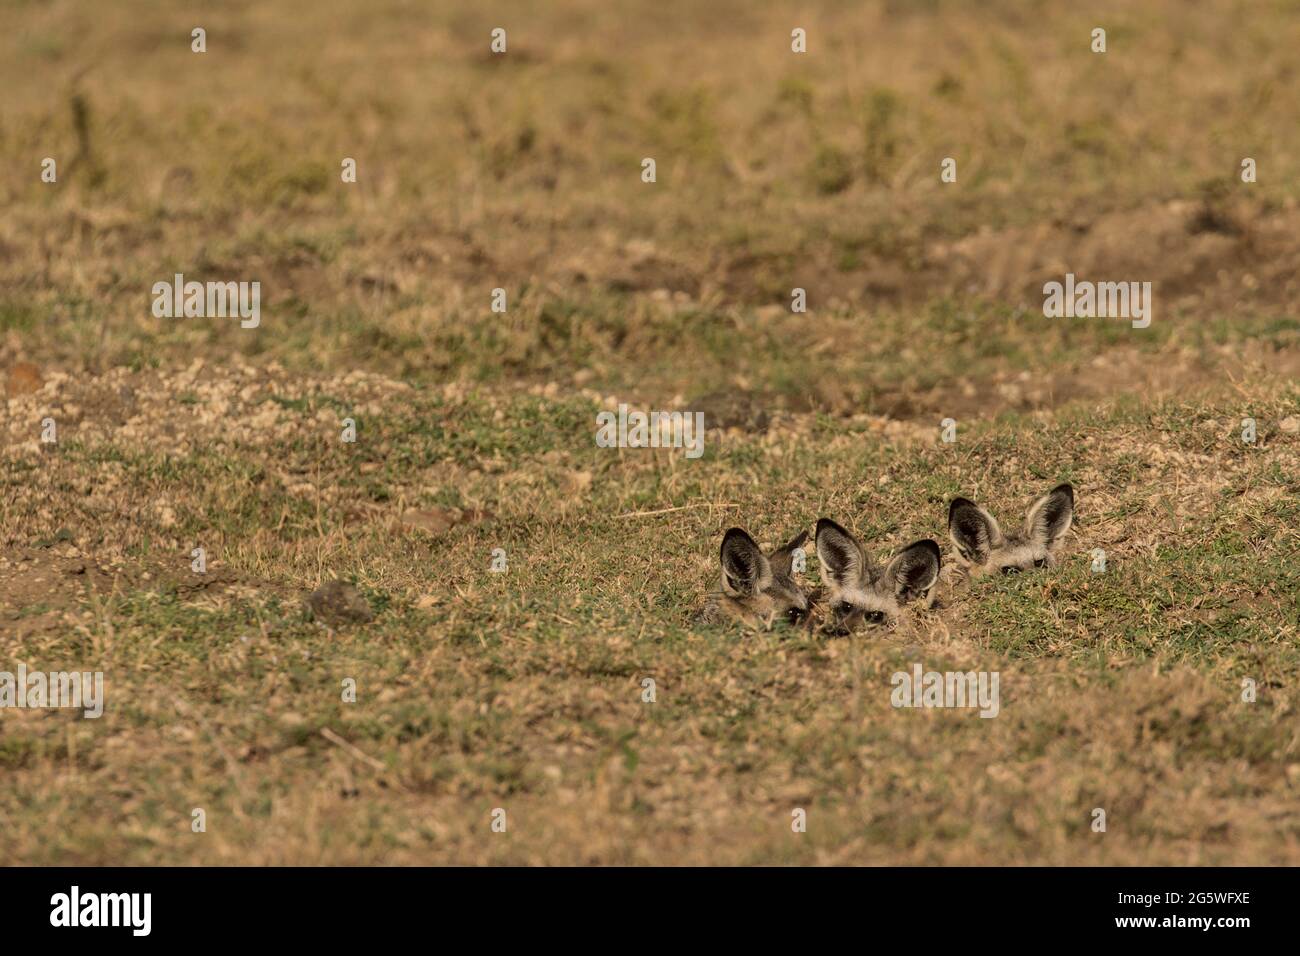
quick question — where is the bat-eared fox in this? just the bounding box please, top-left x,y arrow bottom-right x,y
700,484 -> 1075,633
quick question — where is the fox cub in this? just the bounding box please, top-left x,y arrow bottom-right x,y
947,483 -> 1074,578
700,527 -> 813,629
814,519 -> 941,633
699,521 -> 942,633
699,484 -> 1075,633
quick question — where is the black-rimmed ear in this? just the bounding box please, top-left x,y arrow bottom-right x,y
885,539 -> 941,604
1025,483 -> 1074,550
769,530 -> 810,577
720,527 -> 771,596
948,497 -> 1000,565
815,518 -> 865,589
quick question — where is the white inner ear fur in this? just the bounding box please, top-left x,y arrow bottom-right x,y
816,531 -> 865,589
950,503 -> 1004,563
722,548 -> 772,596
976,505 -> 1005,547
1025,494 -> 1073,548
956,504 -> 1003,556
818,559 -> 856,591
890,555 -> 939,595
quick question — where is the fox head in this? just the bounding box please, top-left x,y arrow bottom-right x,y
814,519 -> 941,632
713,527 -> 812,629
947,483 -> 1075,578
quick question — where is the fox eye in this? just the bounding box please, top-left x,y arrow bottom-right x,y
863,611 -> 886,625
835,602 -> 855,615
1033,558 -> 1047,568
1000,565 -> 1021,575
786,607 -> 807,625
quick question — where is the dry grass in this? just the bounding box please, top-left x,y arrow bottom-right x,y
1,0 -> 1298,864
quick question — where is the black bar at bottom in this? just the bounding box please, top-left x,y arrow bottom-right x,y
0,866 -> 1278,942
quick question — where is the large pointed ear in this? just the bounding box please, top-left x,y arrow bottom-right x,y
815,518 -> 866,589
1025,483 -> 1074,550
720,528 -> 771,596
769,530 -> 810,577
948,497 -> 1001,565
885,539 -> 941,604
